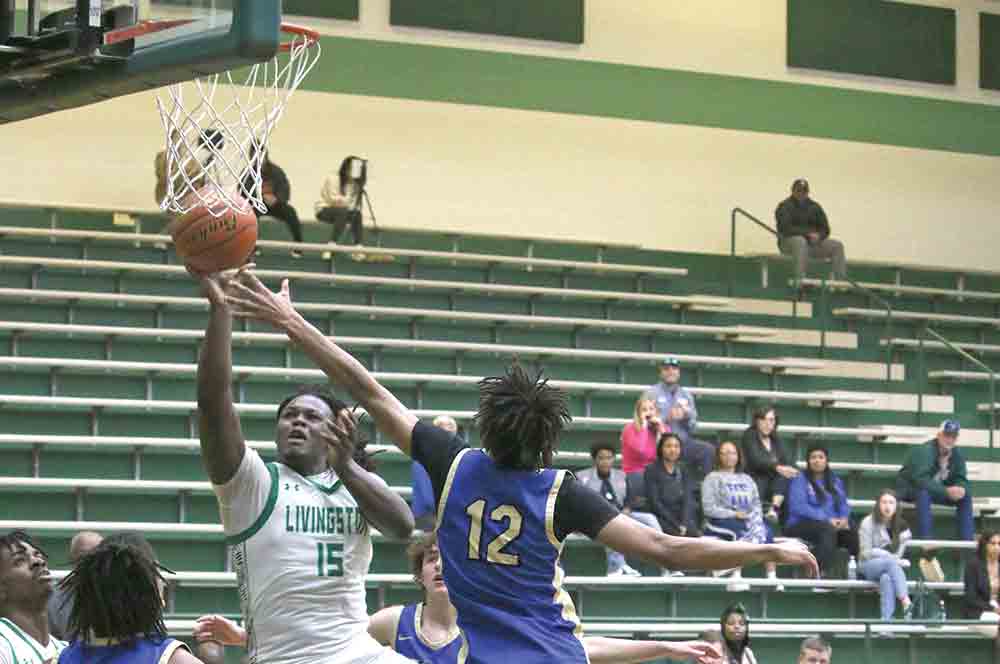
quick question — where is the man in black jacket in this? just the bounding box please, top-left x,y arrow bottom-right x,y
775,179 -> 847,285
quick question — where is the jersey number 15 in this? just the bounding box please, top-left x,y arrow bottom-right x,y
316,542 -> 345,577
466,499 -> 523,566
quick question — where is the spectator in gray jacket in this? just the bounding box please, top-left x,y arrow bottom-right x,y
775,178 -> 847,285
576,440 -> 662,576
702,441 -> 779,591
857,489 -> 913,622
648,358 -> 714,479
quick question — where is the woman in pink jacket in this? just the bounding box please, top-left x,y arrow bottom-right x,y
621,394 -> 668,473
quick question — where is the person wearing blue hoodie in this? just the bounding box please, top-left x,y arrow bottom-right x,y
783,444 -> 859,577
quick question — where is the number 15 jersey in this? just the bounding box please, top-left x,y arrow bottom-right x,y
214,449 -> 387,664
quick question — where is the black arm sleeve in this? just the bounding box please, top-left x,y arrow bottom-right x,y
411,421 -> 468,508
775,199 -> 790,236
815,202 -> 830,240
552,473 -> 620,541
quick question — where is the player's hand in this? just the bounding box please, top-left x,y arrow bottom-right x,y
776,464 -> 799,479
664,640 -> 722,663
226,266 -> 296,330
193,614 -> 247,647
187,265 -> 250,310
322,408 -> 360,473
769,540 -> 820,578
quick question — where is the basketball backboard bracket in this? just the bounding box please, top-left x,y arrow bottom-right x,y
0,0 -> 280,124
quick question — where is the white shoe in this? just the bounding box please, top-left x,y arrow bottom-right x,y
713,568 -> 737,578
670,570 -> 685,577
620,564 -> 641,577
607,568 -> 624,577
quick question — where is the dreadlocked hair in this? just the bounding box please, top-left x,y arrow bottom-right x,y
475,364 -> 572,470
61,538 -> 166,643
277,384 -> 377,471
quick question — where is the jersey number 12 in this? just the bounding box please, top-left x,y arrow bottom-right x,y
466,499 -> 523,566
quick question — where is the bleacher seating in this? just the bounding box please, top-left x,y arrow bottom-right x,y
2,203 -> 998,663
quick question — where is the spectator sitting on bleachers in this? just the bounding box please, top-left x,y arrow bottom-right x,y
963,530 -> 1000,639
719,603 -> 757,664
648,358 -> 714,478
644,433 -> 698,541
621,394 -> 665,474
577,440 -> 663,576
741,407 -> 798,525
243,149 -> 303,252
411,415 -> 461,531
896,419 -> 973,582
857,489 -> 913,622
775,178 -> 847,286
783,444 -> 858,579
316,157 -> 364,247
702,441 -> 779,591
797,637 -> 832,664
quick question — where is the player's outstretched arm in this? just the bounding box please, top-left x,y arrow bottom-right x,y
226,269 -> 419,456
326,410 -> 414,539
595,514 -> 819,578
195,273 -> 247,484
583,636 -> 721,664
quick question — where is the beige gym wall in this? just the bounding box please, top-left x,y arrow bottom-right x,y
0,0 -> 997,272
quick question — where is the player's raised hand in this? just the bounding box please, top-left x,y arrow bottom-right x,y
770,539 -> 820,578
664,641 -> 722,663
193,614 -> 247,647
185,262 -> 250,309
225,266 -> 295,329
322,408 -> 360,472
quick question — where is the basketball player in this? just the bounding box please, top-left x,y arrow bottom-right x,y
194,531 -> 721,664
56,534 -> 202,664
0,531 -> 67,664
222,270 -> 817,663
193,272 -> 415,664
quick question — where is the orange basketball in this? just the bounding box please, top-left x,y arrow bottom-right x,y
172,197 -> 258,273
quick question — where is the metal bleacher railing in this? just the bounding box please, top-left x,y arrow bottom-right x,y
729,207 -> 996,457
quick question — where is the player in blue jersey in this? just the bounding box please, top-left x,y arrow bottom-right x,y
56,534 -> 202,664
195,531 -> 721,663
224,269 -> 818,664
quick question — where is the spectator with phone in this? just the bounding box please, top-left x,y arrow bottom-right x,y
621,395 -> 666,474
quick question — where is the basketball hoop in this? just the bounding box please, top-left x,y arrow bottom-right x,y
155,23 -> 321,217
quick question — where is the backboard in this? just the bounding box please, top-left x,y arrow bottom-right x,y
0,0 -> 280,124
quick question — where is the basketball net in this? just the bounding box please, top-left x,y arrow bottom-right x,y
155,24 -> 321,218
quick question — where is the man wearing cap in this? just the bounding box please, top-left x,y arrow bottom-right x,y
896,420 -> 974,543
775,179 -> 847,285
648,358 -> 713,479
